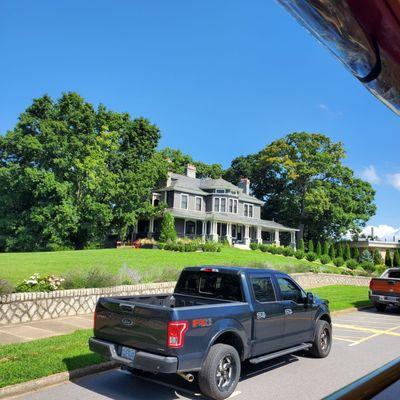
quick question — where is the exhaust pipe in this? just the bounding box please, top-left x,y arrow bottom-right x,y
178,373 -> 194,383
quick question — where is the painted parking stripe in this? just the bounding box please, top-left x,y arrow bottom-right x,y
333,323 -> 400,337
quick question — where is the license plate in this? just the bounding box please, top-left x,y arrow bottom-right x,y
121,346 -> 136,361
386,296 -> 398,302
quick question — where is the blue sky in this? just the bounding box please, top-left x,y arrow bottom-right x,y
1,0 -> 399,234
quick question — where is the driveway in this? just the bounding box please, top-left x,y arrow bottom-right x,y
11,308 -> 400,400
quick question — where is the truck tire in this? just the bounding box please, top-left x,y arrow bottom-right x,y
374,302 -> 387,312
309,320 -> 332,358
198,344 -> 241,400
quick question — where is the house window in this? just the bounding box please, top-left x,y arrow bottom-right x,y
231,225 -> 237,238
185,221 -> 196,235
234,199 -> 238,214
195,197 -> 202,211
221,198 -> 226,212
216,189 -> 225,194
214,197 -> 220,212
249,204 -> 253,218
244,204 -> 248,217
229,199 -> 233,213
181,194 -> 188,209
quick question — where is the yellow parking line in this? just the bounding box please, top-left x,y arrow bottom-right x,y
333,323 -> 400,337
336,319 -> 400,326
333,337 -> 358,343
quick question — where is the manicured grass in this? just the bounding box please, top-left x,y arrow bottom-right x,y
311,285 -> 371,311
0,247 -> 323,284
0,329 -> 101,388
0,285 -> 371,388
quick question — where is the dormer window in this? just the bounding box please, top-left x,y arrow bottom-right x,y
216,189 -> 225,194
180,194 -> 188,209
221,198 -> 226,212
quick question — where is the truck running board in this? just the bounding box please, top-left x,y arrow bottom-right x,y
249,343 -> 312,364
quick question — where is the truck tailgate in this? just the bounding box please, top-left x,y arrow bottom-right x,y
370,278 -> 400,294
94,297 -> 171,354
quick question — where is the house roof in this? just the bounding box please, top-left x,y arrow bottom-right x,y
160,173 -> 264,205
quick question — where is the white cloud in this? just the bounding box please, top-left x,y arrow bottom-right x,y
316,103 -> 343,118
317,103 -> 328,110
387,173 -> 400,191
361,165 -> 381,184
362,224 -> 400,241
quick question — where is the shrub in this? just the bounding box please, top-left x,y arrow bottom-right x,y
360,249 -> 373,263
62,266 -> 117,289
159,212 -> 177,243
117,265 -> 141,285
361,261 -> 376,273
201,241 -> 221,252
385,249 -> 392,267
323,242 -> 330,255
16,273 -> 65,292
393,250 -> 400,267
307,240 -> 314,253
333,257 -> 345,267
282,247 -> 295,257
298,239 -> 305,252
329,245 -> 336,259
346,259 -> 359,270
184,242 -> 198,252
344,243 -> 351,261
351,246 -> 360,261
309,265 -> 321,273
157,242 -> 165,250
319,254 -> 331,265
267,245 -> 278,254
306,252 -> 317,262
337,243 -> 344,258
374,265 -> 387,276
250,242 -> 259,251
259,244 -> 268,252
338,267 -> 354,275
0,279 -> 14,295
316,241 -> 322,256
274,246 -> 284,255
354,267 -> 368,277
373,250 -> 383,265
294,250 -> 305,259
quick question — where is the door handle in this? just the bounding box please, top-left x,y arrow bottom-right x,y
285,308 -> 293,315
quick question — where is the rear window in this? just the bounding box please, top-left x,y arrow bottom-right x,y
175,271 -> 244,302
388,270 -> 400,279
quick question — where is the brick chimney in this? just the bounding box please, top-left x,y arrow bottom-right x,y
238,177 -> 250,194
186,164 -> 197,178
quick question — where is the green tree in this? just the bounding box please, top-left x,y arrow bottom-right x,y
298,239 -> 305,251
323,241 -> 330,255
160,147 -> 223,179
307,240 -> 314,253
316,241 -> 322,256
373,250 -> 383,265
337,243 -> 344,258
344,243 -> 351,261
393,250 -> 400,267
159,212 -> 177,242
352,246 -> 360,261
329,245 -> 336,259
224,133 -> 376,241
0,93 -> 166,251
385,249 -> 392,267
360,249 -> 373,263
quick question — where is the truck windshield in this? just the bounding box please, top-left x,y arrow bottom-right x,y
175,271 -> 244,302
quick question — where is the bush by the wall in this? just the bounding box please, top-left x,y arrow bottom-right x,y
282,247 -> 295,257
259,244 -> 268,252
294,250 -> 305,259
201,241 -> 222,252
319,254 -> 331,265
0,279 -> 14,295
306,252 -> 317,262
346,259 -> 359,270
333,257 -> 345,267
361,261 -> 375,273
62,266 -> 117,289
250,242 -> 259,251
374,265 -> 387,276
16,273 -> 65,292
354,267 -> 368,277
338,267 -> 354,276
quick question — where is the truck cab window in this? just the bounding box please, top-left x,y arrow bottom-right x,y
277,277 -> 304,303
251,277 -> 276,302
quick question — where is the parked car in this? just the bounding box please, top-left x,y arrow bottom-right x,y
89,266 -> 332,400
369,268 -> 400,311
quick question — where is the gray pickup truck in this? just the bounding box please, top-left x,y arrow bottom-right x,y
89,266 -> 331,400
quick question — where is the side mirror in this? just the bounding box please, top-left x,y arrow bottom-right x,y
306,292 -> 314,304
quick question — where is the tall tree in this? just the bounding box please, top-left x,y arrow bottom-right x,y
352,246 -> 360,261
316,241 -> 322,256
344,243 -> 351,261
160,147 -> 223,179
385,249 -> 392,267
307,240 -> 314,253
393,249 -> 400,267
0,93 -> 166,251
224,133 -> 376,241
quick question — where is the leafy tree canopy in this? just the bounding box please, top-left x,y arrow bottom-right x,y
224,132 -> 376,241
160,147 -> 223,179
0,93 -> 167,251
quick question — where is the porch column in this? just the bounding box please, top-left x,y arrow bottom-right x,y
202,221 -> 207,242
274,229 -> 280,246
256,226 -> 262,245
290,231 -> 296,249
148,218 -> 155,239
226,223 -> 232,245
244,225 -> 250,246
210,221 -> 219,242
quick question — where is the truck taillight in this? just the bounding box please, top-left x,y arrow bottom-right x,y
93,309 -> 97,330
167,321 -> 189,348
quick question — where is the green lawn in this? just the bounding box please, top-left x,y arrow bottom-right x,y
0,247 -> 324,284
312,285 -> 371,311
0,285 -> 371,389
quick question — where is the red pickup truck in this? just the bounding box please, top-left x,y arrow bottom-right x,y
369,268 -> 400,311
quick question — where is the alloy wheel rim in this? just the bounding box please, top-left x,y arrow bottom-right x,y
320,328 -> 330,351
216,355 -> 235,391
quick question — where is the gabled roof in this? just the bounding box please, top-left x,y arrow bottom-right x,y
199,178 -> 239,191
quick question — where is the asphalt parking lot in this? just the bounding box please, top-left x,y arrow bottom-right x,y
12,308 -> 400,400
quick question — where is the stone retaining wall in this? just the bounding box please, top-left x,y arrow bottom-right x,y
0,274 -> 370,325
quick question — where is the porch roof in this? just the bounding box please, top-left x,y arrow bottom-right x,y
167,208 -> 298,232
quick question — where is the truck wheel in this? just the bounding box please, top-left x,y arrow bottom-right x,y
375,302 -> 387,312
309,320 -> 332,358
198,344 -> 241,400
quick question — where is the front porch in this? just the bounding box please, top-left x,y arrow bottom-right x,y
134,217 -> 297,249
